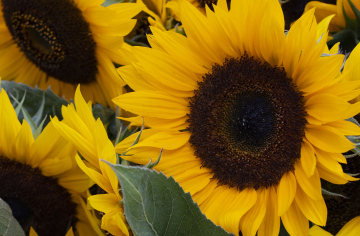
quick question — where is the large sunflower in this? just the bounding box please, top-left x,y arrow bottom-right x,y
51,87 -> 129,236
0,0 -> 143,107
113,0 -> 360,235
0,84 -> 98,235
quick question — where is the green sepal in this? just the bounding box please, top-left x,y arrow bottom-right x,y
343,4 -> 357,31
327,29 -> 357,53
144,148 -> 163,169
0,198 -> 25,236
348,0 -> 360,35
103,163 -> 233,236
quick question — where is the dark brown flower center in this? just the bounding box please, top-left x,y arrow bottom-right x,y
188,55 -> 307,190
0,156 -> 77,236
1,0 -> 98,84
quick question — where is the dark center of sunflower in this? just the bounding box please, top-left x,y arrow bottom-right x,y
2,0 -> 98,84
188,55 -> 307,190
0,156 -> 77,236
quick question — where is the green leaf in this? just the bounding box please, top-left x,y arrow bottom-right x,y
105,163 -> 233,236
1,81 -> 68,129
0,198 -> 25,236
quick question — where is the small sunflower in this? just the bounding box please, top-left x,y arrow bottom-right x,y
309,216 -> 360,236
52,87 -> 129,236
0,0 -> 143,107
0,84 -> 97,235
113,0 -> 360,235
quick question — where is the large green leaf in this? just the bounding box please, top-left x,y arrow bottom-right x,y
1,81 -> 68,129
0,198 -> 25,236
106,163 -> 233,236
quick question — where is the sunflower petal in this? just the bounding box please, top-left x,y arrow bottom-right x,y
277,171 -> 296,216
294,183 -> 327,226
281,202 -> 309,236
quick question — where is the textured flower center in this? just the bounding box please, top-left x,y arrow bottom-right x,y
2,0 -> 98,84
188,55 -> 307,190
0,156 -> 77,235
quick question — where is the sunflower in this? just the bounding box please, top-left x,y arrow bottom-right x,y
309,216 -> 360,236
0,83 -> 98,235
0,0 -> 143,107
305,0 -> 359,32
51,87 -> 129,236
113,0 -> 360,235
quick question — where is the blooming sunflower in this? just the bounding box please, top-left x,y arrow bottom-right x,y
113,0 -> 360,235
0,84 -> 98,235
0,0 -> 143,107
51,87 -> 129,236
309,216 -> 360,236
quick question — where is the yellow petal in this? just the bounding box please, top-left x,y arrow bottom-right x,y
277,171 -> 297,216
131,131 -> 190,150
294,162 -> 322,200
305,124 -> 354,153
75,155 -> 113,194
101,209 -> 129,236
113,91 -> 188,119
305,94 -> 351,122
12,121 -> 34,163
294,183 -> 327,226
281,202 -> 309,236
39,156 -> 72,176
74,86 -> 96,131
309,225 -> 333,236
218,187 -> 257,235
258,187 -> 280,236
300,139 -> 316,177
337,216 -> 360,236
315,148 -> 345,175
259,0 -> 285,66
51,117 -> 98,168
317,160 -> 357,184
326,120 -> 360,136
88,193 -> 120,213
239,188 -> 268,236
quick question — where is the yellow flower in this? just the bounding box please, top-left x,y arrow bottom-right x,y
113,0 -> 360,235
52,87 -> 129,236
0,83 -> 97,235
305,0 -> 360,32
0,0 -> 143,107
309,216 -> 360,236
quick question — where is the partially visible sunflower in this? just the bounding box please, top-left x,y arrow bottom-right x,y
305,0 -> 360,52
309,216 -> 360,236
113,0 -> 360,235
305,0 -> 359,32
52,87 -> 129,236
0,0 -> 143,107
0,83 -> 98,235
